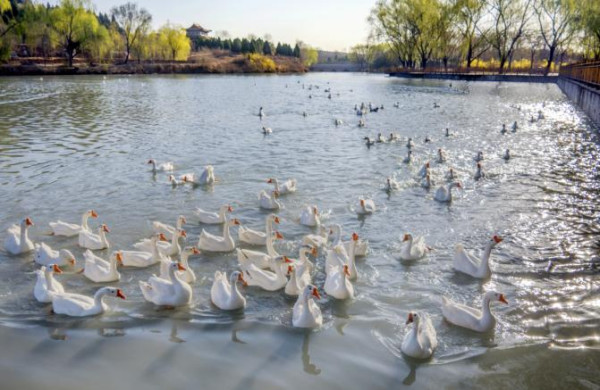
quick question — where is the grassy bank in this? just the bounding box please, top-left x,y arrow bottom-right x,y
0,50 -> 307,76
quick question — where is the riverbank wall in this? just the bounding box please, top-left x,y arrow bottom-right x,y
389,71 -> 557,83
557,78 -> 600,126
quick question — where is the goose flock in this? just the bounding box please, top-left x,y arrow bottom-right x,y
3,88 -> 548,362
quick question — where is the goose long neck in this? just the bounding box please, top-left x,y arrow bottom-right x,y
481,296 -> 492,319
93,290 -> 107,308
151,238 -> 160,259
230,278 -> 242,301
45,268 -> 56,290
272,179 -> 280,192
81,213 -> 90,230
267,234 -> 278,257
180,251 -> 190,267
222,222 -> 231,238
99,228 -> 108,245
481,243 -> 493,270
150,161 -> 157,171
20,223 -> 28,244
266,217 -> 274,235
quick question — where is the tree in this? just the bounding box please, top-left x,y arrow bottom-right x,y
110,2 -> 152,64
241,38 -> 250,53
349,43 -> 378,71
263,40 -> 272,55
300,44 -> 318,66
158,24 -> 190,61
231,37 -> 241,53
488,0 -> 533,73
293,43 -> 301,57
454,0 -> 490,68
50,0 -> 109,67
18,2 -> 56,58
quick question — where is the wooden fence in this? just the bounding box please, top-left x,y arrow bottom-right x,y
559,61 -> 600,89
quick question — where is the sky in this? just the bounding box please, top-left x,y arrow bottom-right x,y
85,0 -> 373,52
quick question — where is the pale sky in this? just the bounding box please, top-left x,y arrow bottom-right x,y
87,0 -> 373,52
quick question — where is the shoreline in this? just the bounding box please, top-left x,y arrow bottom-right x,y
389,71 -> 558,83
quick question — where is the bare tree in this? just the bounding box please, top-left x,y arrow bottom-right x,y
111,2 -> 152,64
488,0 -> 533,74
454,0 -> 490,68
534,0 -> 579,75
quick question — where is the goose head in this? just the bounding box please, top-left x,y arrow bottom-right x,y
101,224 -> 110,234
274,231 -> 284,240
445,128 -> 449,136
270,214 -> 281,224
229,218 -> 241,227
490,235 -> 503,247
230,270 -> 247,286
59,249 -> 76,266
402,233 -> 412,242
113,251 -> 123,265
88,210 -> 98,218
343,264 -> 351,277
313,206 -> 319,215
158,233 -> 169,242
102,287 -> 126,300
352,232 -> 359,241
287,265 -> 295,276
183,246 -> 201,256
484,291 -> 508,305
177,229 -> 187,238
178,215 -> 187,225
305,285 -> 321,300
448,168 -> 455,179
147,159 -> 155,166
169,262 -> 186,272
23,217 -> 34,227
451,182 -> 462,190
405,312 -> 419,325
48,264 -> 62,274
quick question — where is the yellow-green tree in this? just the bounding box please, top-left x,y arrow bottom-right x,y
580,0 -> 600,59
158,24 -> 190,61
110,2 -> 151,64
50,0 -> 109,66
18,2 -> 57,58
300,45 -> 318,66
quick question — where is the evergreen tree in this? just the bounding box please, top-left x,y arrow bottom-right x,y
263,40 -> 272,55
231,37 -> 241,53
241,38 -> 250,53
293,43 -> 301,57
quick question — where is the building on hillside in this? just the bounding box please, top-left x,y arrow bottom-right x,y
186,24 -> 211,40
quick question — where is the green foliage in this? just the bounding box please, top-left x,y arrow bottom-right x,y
300,45 -> 318,66
293,43 -> 301,57
231,38 -> 241,53
158,24 -> 191,61
111,2 -> 151,63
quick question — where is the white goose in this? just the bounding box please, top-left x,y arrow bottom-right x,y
49,210 -> 97,237
148,159 -> 174,172
453,235 -> 503,279
418,162 -> 431,178
285,246 -> 316,296
4,217 -> 34,255
401,312 -> 438,359
385,177 -> 400,191
237,231 -> 284,270
356,198 -> 376,215
292,285 -> 323,329
238,214 -> 280,246
399,234 -> 429,261
160,246 -> 200,283
434,182 -> 461,203
168,174 -> 182,187
211,271 -> 247,310
503,149 -> 511,161
329,224 -> 368,257
262,126 -> 272,134
52,287 -> 126,317
259,190 -> 282,210
134,228 -> 186,256
34,242 -> 76,267
300,205 -> 320,227
120,234 -> 169,268
438,148 -> 446,163
197,219 -> 239,252
198,165 -> 215,185
303,225 -> 328,248
82,250 -> 122,283
139,262 -> 192,307
34,264 -> 64,303
441,291 -> 508,332
242,255 -> 291,291
78,224 -> 110,250
194,205 -> 232,225
324,264 -> 354,300
421,173 -> 433,190
267,177 -> 297,194
152,215 -> 186,240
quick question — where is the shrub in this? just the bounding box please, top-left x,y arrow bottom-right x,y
247,53 -> 276,72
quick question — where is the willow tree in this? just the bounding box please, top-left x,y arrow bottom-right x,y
158,24 -> 191,61
580,0 -> 600,59
534,0 -> 579,74
454,0 -> 489,68
407,0 -> 442,69
369,0 -> 417,68
110,2 -> 152,64
488,0 -> 533,73
50,0 -> 108,66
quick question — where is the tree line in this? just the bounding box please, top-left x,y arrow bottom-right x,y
0,0 -> 312,67
362,0 -> 600,74
193,36 -> 302,58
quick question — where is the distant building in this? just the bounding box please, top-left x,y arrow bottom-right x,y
186,24 -> 211,40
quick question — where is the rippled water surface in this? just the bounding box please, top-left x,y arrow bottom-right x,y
0,73 -> 599,389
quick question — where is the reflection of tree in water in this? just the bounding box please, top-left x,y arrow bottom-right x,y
301,331 -> 321,375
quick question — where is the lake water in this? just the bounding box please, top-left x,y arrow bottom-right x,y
0,73 -> 598,389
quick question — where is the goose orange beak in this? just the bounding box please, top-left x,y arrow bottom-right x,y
499,294 -> 508,304
360,199 -> 365,207
287,265 -> 294,275
273,191 -> 279,198
493,235 -> 503,243
181,216 -> 187,224
102,225 -> 110,233
69,258 -> 76,266
352,232 -> 359,241
232,219 -> 240,225
456,182 -> 462,189
25,217 -> 33,226
274,216 -> 280,224
311,247 -> 318,256
116,252 -> 123,264
116,289 -> 126,300
313,207 -> 318,215
312,287 -> 321,299
90,210 -> 98,218
237,272 -> 248,286
177,263 -> 186,271
180,230 -> 187,238
147,160 -> 153,164
158,233 -> 168,241
284,256 -> 292,263
52,264 -> 62,274
275,231 -> 284,240
192,248 -> 200,255
228,205 -> 233,212
343,265 -> 350,277
406,313 -> 414,324
267,178 -> 273,183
